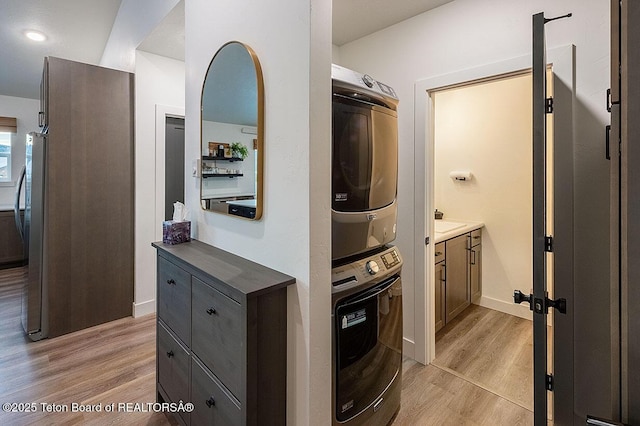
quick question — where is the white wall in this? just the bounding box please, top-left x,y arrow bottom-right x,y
185,1 -> 332,424
433,73 -> 533,319
134,50 -> 185,316
0,95 -> 39,208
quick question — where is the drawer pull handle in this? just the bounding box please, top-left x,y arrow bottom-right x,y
206,397 -> 215,408
166,279 -> 176,285
206,307 -> 217,315
435,251 -> 443,257
166,350 -> 174,358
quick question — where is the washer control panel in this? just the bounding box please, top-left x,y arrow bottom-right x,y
380,249 -> 400,269
365,260 -> 380,275
331,246 -> 403,292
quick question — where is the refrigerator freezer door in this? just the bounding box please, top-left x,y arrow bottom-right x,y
21,132 -> 45,340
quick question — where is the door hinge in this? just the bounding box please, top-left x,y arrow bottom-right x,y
544,236 -> 553,252
545,97 -> 554,114
606,88 -> 620,113
546,374 -> 554,391
425,236 -> 430,245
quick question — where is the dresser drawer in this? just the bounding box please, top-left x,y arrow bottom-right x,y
157,322 -> 190,425
191,357 -> 242,426
158,256 -> 191,345
192,277 -> 243,399
469,229 -> 482,248
434,242 -> 445,264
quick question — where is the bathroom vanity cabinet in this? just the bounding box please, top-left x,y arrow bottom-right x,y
153,240 -> 295,426
434,226 -> 482,332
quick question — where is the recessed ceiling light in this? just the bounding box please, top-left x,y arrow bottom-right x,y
24,30 -> 47,42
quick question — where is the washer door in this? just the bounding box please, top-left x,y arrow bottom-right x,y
335,276 -> 402,422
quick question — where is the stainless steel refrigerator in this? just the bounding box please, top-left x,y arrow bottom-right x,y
15,57 -> 134,341
21,132 -> 45,339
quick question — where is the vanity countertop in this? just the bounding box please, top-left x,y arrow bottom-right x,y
434,219 -> 484,243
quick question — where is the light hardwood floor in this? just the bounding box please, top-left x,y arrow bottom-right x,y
432,304 -> 534,411
0,266 -> 174,426
0,267 -> 531,425
393,304 -> 533,425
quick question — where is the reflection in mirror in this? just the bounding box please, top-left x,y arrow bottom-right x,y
200,41 -> 263,220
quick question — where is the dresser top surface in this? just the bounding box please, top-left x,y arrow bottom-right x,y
153,239 -> 295,297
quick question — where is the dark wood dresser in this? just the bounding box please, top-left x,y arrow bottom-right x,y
152,240 -> 295,425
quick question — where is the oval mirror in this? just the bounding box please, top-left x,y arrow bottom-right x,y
200,41 -> 263,220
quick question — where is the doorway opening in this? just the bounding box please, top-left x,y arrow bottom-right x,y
164,116 -> 185,220
411,44 -> 574,424
425,67 -> 555,416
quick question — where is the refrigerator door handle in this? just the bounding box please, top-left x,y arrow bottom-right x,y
14,165 -> 26,241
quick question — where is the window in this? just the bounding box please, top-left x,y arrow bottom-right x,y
0,132 -> 11,182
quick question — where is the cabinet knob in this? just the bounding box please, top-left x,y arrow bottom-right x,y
166,279 -> 176,285
166,350 -> 174,358
206,397 -> 215,408
206,307 -> 217,315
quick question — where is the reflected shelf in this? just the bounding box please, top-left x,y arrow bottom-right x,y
202,156 -> 244,162
202,173 -> 244,178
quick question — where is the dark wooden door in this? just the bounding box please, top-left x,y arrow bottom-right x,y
613,1 -> 640,423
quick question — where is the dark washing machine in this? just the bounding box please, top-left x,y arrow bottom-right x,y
332,245 -> 403,426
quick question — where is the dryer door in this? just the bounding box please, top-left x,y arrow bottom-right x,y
332,95 -> 397,213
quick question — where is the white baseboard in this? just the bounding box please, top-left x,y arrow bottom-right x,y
475,295 -> 533,321
403,337 -> 415,360
133,299 -> 156,318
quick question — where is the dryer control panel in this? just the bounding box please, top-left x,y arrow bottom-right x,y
332,64 -> 399,105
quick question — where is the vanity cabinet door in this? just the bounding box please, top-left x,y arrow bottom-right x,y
157,322 -> 190,425
468,229 -> 482,301
470,244 -> 482,301
191,357 -> 242,426
434,242 -> 445,264
191,277 -> 243,399
434,260 -> 446,332
158,256 -> 191,345
445,234 -> 470,322
434,242 -> 446,332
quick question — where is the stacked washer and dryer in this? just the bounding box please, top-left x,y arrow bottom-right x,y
331,64 -> 403,426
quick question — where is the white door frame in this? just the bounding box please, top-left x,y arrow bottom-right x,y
412,45 -> 575,365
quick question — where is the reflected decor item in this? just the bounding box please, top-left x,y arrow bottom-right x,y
231,142 -> 249,160
200,41 -> 264,220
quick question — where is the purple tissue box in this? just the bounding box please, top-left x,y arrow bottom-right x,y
163,220 -> 191,245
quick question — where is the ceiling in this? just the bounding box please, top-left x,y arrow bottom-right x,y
0,0 -> 123,99
0,0 -> 452,100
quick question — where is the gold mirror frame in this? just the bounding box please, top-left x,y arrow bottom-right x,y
200,41 -> 264,220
